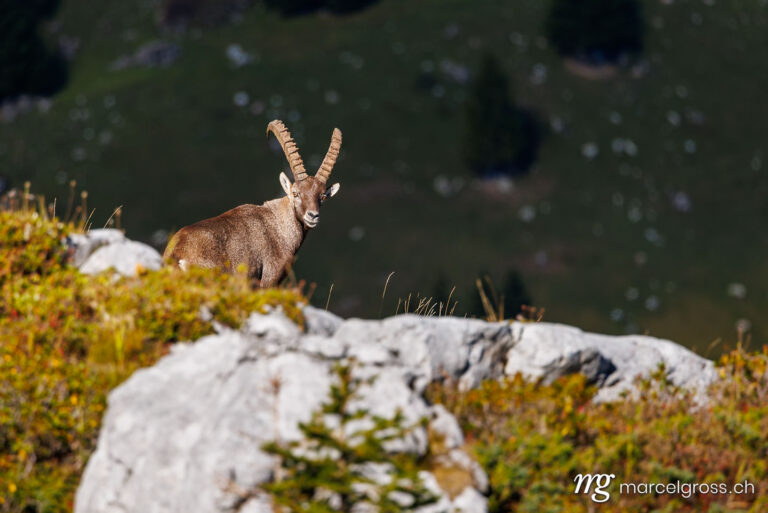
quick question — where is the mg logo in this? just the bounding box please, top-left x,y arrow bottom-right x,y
573,473 -> 616,503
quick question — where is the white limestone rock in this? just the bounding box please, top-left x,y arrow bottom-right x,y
79,240 -> 163,277
76,306 -> 716,513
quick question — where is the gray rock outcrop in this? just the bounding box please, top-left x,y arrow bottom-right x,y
503,322 -> 716,401
68,228 -> 163,276
67,228 -> 126,267
75,306 -> 716,513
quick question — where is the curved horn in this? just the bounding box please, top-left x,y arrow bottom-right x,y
316,128 -> 342,183
266,120 -> 308,181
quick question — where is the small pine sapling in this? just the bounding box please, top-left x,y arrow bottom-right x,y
262,363 -> 438,512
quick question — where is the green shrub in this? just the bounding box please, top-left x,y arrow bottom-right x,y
545,0 -> 644,64
323,0 -> 378,14
463,54 -> 539,178
0,209 -> 306,512
262,0 -> 319,16
263,0 -> 378,17
0,0 -> 68,101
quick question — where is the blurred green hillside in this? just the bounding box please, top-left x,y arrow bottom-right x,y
2,0 -> 767,353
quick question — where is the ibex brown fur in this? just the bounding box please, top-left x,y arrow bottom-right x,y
163,120 -> 342,287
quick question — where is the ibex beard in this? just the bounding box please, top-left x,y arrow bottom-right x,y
163,119 -> 342,288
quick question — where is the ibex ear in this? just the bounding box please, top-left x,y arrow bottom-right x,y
326,183 -> 340,198
279,172 -> 292,196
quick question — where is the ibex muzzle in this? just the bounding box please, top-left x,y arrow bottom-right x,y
163,120 -> 342,287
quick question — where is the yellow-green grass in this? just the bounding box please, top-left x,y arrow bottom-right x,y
428,348 -> 768,513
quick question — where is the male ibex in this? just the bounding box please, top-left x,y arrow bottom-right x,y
163,120 -> 342,287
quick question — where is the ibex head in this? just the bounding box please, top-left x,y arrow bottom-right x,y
267,120 -> 342,230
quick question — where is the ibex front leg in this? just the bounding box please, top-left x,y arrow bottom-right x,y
259,259 -> 293,288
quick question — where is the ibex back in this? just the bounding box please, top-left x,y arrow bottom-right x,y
163,120 -> 342,287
